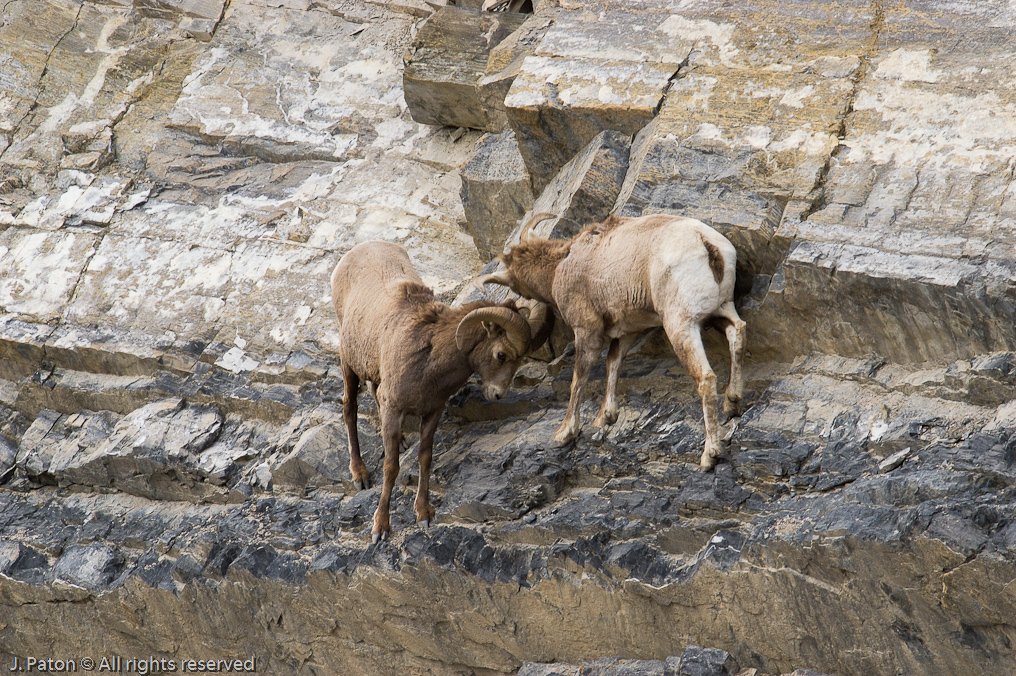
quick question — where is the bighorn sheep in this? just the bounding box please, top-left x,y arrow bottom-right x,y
474,213 -> 745,470
332,241 -> 551,542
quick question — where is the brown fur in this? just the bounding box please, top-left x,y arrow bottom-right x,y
479,213 -> 746,470
499,238 -> 570,305
331,240 -> 550,541
700,234 -> 725,285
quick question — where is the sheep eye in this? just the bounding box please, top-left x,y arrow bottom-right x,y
496,351 -> 506,364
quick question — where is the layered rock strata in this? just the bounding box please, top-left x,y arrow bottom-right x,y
1,1 -> 1015,676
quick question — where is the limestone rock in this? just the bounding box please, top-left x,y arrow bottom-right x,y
609,3 -> 867,294
166,7 -> 377,163
404,7 -> 529,130
751,3 -> 1016,363
0,319 -> 53,382
477,13 -> 555,133
2,1 -> 1016,675
505,8 -> 692,191
519,128 -> 631,241
135,0 -> 226,22
460,130 -> 534,261
0,229 -> 100,323
44,398 -> 228,501
272,421 -> 381,492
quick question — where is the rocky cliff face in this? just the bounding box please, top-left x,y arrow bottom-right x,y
1,1 -> 1015,675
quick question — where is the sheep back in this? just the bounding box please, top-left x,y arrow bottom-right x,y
331,241 -> 432,383
553,215 -> 737,334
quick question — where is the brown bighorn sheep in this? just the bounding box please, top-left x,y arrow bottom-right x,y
474,213 -> 745,470
332,241 -> 551,542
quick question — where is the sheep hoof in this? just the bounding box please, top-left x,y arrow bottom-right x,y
721,408 -> 742,425
371,530 -> 389,544
699,453 -> 719,472
420,519 -> 431,529
550,427 -> 577,447
354,478 -> 370,490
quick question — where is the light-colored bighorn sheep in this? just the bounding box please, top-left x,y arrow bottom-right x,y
332,240 -> 552,541
474,213 -> 745,470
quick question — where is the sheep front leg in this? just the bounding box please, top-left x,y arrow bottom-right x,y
552,329 -> 603,446
341,364 -> 370,489
593,333 -> 639,428
415,409 -> 442,529
372,407 -> 404,543
666,319 -> 722,471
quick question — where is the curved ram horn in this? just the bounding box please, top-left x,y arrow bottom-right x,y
519,212 -> 558,243
518,299 -> 554,352
472,269 -> 512,292
456,306 -> 531,355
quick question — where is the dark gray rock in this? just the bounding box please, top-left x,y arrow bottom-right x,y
0,434 -> 17,480
517,663 -> 581,676
0,542 -> 49,586
677,646 -> 738,676
579,658 -> 669,676
42,398 -> 231,502
15,408 -> 62,477
51,544 -> 122,591
196,418 -> 268,486
438,411 -> 568,522
273,422 -> 350,491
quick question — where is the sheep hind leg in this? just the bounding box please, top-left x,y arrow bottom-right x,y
342,364 -> 370,490
372,407 -> 404,543
414,409 -> 442,529
593,333 -> 638,428
714,301 -> 746,420
552,329 -> 603,446
666,318 -> 722,471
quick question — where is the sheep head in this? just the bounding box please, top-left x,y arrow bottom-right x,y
455,303 -> 551,401
472,213 -> 570,306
